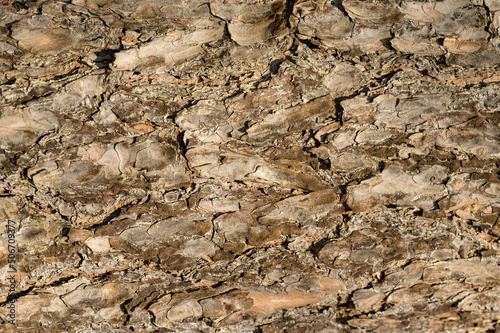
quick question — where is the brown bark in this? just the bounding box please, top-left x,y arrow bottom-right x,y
0,0 -> 499,332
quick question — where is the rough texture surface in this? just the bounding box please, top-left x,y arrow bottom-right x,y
0,0 -> 499,332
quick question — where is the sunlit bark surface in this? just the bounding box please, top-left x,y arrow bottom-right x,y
0,0 -> 499,332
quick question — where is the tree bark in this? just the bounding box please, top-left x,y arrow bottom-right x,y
0,0 -> 499,332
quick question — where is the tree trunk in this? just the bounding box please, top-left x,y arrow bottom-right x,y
0,0 -> 499,331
